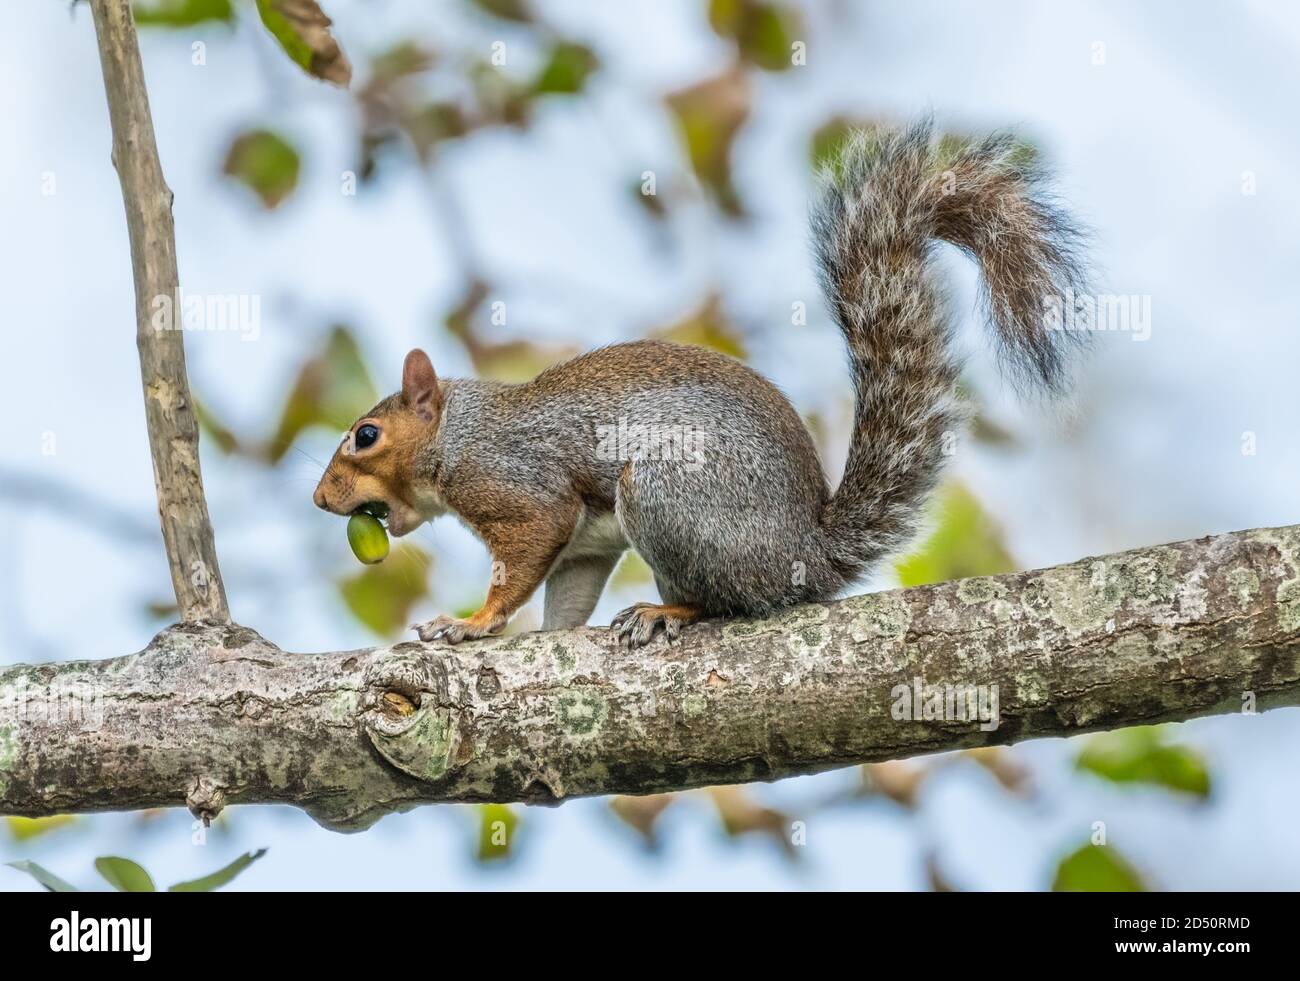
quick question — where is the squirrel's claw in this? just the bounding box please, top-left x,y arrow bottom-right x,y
412,614 -> 499,644
610,603 -> 698,648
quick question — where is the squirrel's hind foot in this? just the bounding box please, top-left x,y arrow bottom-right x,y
611,602 -> 701,648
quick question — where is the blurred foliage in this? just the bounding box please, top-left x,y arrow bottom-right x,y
609,794 -> 676,848
666,65 -> 751,217
354,29 -> 597,179
139,0 -> 352,84
6,815 -> 76,842
193,398 -> 240,455
708,0 -> 802,72
222,128 -> 301,209
8,851 -> 266,892
255,0 -> 351,86
609,550 -> 653,590
964,747 -> 1032,798
708,786 -> 797,858
476,803 -> 519,862
856,750 -> 1031,811
6,861 -> 77,892
860,761 -> 927,809
652,293 -> 747,359
894,482 -> 1016,588
266,326 -> 377,463
533,41 -> 600,96
1052,843 -> 1146,892
95,856 -> 156,892
1076,725 -> 1212,798
470,0 -> 534,22
134,0 -> 234,27
339,544 -> 431,637
170,848 -> 268,891
926,853 -> 959,892
444,279 -> 579,382
145,598 -> 181,620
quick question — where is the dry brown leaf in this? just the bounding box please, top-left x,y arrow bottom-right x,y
963,747 -> 1032,796
708,785 -> 796,857
258,0 -> 352,87
860,761 -> 928,808
609,794 -> 676,846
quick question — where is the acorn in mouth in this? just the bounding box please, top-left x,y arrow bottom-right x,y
347,503 -> 390,564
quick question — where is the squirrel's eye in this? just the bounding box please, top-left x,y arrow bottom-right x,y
355,424 -> 380,449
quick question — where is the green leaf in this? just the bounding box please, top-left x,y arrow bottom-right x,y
135,0 -> 235,27
469,0 -> 533,22
1052,843 -> 1146,892
610,550 -> 653,589
255,0 -> 352,86
194,398 -> 241,455
709,0 -> 801,72
894,483 -> 1015,588
6,860 -> 79,892
169,849 -> 267,892
6,815 -> 76,842
1076,726 -> 1212,798
265,326 -> 377,462
476,803 -> 519,862
222,129 -> 301,210
95,857 -> 156,893
339,544 -> 431,637
532,42 -> 599,96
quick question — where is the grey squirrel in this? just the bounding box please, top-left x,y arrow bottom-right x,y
313,119 -> 1087,647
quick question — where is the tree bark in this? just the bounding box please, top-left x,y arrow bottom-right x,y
91,0 -> 228,621
2,525 -> 1297,832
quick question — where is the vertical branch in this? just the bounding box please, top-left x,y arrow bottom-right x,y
89,0 -> 228,621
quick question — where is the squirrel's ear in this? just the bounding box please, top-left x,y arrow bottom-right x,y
402,348 -> 441,421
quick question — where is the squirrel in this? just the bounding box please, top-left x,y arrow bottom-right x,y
313,119 -> 1087,647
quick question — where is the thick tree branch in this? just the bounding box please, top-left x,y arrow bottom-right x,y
91,0 -> 228,621
2,525 -> 1297,832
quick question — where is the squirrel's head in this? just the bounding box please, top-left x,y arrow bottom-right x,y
313,349 -> 444,537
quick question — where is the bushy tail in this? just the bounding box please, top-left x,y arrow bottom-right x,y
813,118 -> 1088,579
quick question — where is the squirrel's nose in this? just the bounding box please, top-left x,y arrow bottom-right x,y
314,487 -> 330,511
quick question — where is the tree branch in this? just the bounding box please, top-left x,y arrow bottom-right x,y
91,0 -> 228,621
2,525 -> 1297,832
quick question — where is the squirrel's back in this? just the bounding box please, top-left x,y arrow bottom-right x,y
521,339 -> 828,507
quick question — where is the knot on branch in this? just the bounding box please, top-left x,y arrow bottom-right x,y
361,645 -> 459,783
187,775 -> 226,825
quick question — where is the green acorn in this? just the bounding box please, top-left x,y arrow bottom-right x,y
347,512 -> 389,565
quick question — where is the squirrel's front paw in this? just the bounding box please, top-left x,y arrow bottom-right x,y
412,612 -> 504,644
